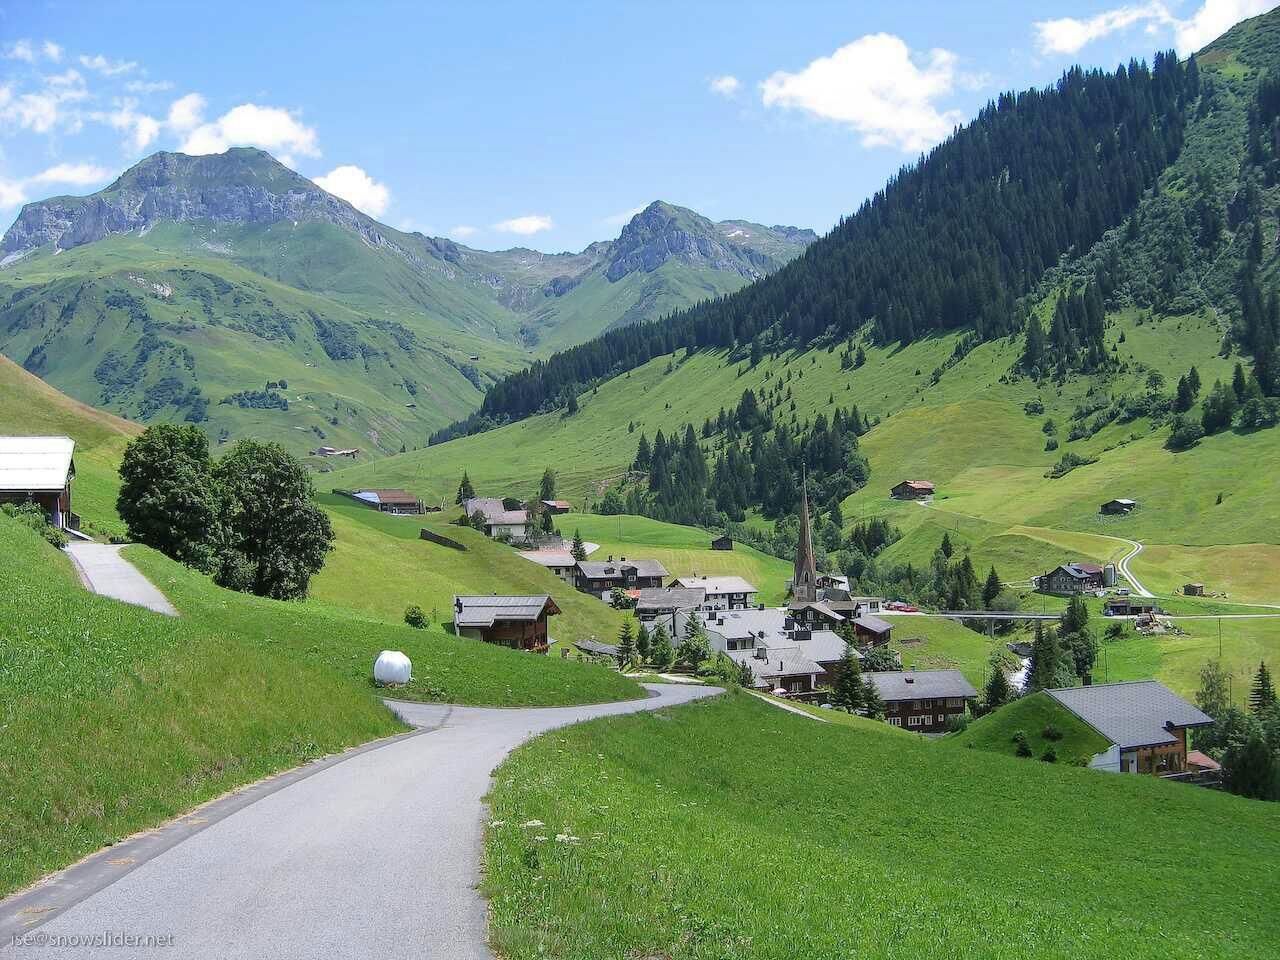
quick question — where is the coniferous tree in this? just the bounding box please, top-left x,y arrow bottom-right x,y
570,528 -> 587,562
651,624 -> 675,670
539,468 -> 557,502
1251,661 -> 1278,714
860,673 -> 886,719
635,623 -> 652,663
940,532 -> 954,559
982,567 -> 1003,609
615,619 -> 637,669
455,472 -> 476,505
983,656 -> 1016,713
831,645 -> 865,713
677,613 -> 710,668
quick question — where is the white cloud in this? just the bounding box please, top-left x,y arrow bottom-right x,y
166,93 -> 205,132
179,103 -> 320,158
313,164 -> 390,217
42,41 -> 62,63
602,204 -> 647,226
95,100 -> 160,151
2,82 -> 89,135
126,79 -> 173,94
449,224 -> 479,238
28,162 -> 111,186
492,214 -> 554,235
709,74 -> 740,96
1174,0 -> 1277,50
5,40 -> 35,63
760,34 -> 968,152
79,53 -> 138,76
45,69 -> 83,88
1034,1 -> 1276,56
0,161 -> 112,211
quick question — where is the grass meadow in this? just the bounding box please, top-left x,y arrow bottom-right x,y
484,691 -> 1280,960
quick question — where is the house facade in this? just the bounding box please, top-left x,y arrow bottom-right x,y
518,549 -> 579,584
574,557 -> 668,597
890,480 -> 935,500
635,586 -> 705,633
866,670 -> 978,732
0,436 -> 77,530
1045,681 -> 1214,774
670,575 -> 757,610
1037,562 -> 1105,594
463,497 -> 530,541
452,595 -> 560,653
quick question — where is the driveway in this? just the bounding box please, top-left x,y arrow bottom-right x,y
0,683 -> 719,959
64,542 -> 178,616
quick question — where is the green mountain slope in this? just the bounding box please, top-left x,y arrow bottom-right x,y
1,153 -> 811,458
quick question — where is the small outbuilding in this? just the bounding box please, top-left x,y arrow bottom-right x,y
541,500 -> 573,515
0,435 -> 77,530
711,534 -> 734,551
853,614 -> 893,646
351,488 -> 424,515
452,594 -> 560,653
1100,498 -> 1137,515
1183,582 -> 1205,597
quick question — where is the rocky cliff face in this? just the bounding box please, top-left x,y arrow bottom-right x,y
603,201 -> 807,282
1,148 -> 415,262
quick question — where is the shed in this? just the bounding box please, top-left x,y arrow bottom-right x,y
352,488 -> 424,515
711,534 -> 733,551
1100,498 -> 1137,515
0,435 -> 77,529
1183,582 -> 1205,597
452,594 -> 560,653
890,480 -> 935,500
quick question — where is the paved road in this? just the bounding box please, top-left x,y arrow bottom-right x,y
64,543 -> 177,616
0,683 -> 719,959
1114,538 -> 1155,598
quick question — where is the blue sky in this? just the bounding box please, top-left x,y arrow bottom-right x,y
2,0 -> 1276,252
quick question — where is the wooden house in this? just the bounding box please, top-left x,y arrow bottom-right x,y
574,557 -> 668,596
1183,582 -> 1205,597
1100,498 -> 1137,515
1036,562 -> 1105,594
452,595 -> 560,653
670,574 -> 757,610
351,488 -> 424,515
1046,681 -> 1213,774
890,480 -> 935,500
541,500 -> 573,515
852,614 -> 893,645
867,670 -> 977,731
710,534 -> 733,551
0,436 -> 78,530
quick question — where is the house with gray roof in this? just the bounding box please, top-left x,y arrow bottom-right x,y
462,497 -> 530,541
1045,681 -> 1214,774
669,574 -> 757,610
574,556 -> 667,598
636,587 -> 706,633
452,594 -> 560,653
865,670 -> 977,732
695,607 -> 854,689
728,645 -> 825,695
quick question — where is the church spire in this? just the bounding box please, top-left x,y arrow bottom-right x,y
793,466 -> 818,603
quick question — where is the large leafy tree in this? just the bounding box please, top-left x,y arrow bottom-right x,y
117,424 -> 222,569
211,440 -> 334,600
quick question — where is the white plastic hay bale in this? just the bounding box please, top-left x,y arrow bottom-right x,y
373,650 -> 412,687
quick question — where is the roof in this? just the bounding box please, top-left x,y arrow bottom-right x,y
670,575 -> 757,595
576,558 -> 668,580
636,587 -> 705,612
353,488 -> 419,505
485,510 -> 528,526
896,479 -> 935,490
1053,562 -> 1103,580
1103,498 -> 1137,506
462,497 -> 506,518
574,638 -> 619,657
801,629 -> 857,664
1045,681 -> 1214,750
727,646 -> 823,681
519,550 -> 577,568
453,594 -> 559,628
541,499 -> 572,509
0,436 -> 75,492
788,600 -> 845,622
864,670 -> 978,702
1186,750 -> 1221,772
853,614 -> 893,635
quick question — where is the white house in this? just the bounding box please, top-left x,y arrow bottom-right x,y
670,574 -> 757,610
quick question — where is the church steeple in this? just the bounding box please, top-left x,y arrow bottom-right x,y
793,467 -> 818,603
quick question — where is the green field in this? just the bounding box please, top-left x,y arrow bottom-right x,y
484,691 -> 1280,959
0,509 -> 640,898
947,691 -> 1113,765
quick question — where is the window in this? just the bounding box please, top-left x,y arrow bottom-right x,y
946,698 -> 963,708
937,714 -> 946,723
888,717 -> 902,727
920,699 -> 933,708
907,716 -> 923,727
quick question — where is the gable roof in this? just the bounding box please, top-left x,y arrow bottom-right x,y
353,488 -> 419,505
854,614 -> 893,635
519,550 -> 576,568
462,497 -> 506,518
1055,562 -> 1103,579
896,479 -> 935,491
0,436 -> 75,492
670,575 -> 757,595
485,510 -> 528,526
576,558 -> 668,580
864,669 -> 977,702
636,587 -> 706,612
453,594 -> 559,628
1045,681 -> 1214,750
787,600 -> 846,622
727,646 -> 823,682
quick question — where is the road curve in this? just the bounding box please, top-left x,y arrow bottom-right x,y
1114,538 -> 1155,598
64,542 -> 178,616
0,683 -> 720,959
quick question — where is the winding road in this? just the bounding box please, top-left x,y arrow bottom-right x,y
1114,538 -> 1155,598
0,683 -> 719,959
64,542 -> 178,616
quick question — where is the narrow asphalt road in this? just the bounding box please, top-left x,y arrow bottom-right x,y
1114,538 -> 1155,598
0,683 -> 719,959
64,542 -> 178,616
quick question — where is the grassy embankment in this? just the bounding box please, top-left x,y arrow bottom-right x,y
945,691 -> 1113,765
0,516 -> 640,899
484,692 -> 1280,960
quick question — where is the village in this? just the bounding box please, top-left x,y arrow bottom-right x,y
317,466 -> 1229,780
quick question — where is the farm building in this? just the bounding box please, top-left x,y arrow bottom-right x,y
867,670 -> 977,732
463,497 -> 530,541
1183,583 -> 1205,597
574,557 -> 668,597
670,574 -> 757,610
890,480 -> 935,500
852,614 -> 893,645
1103,598 -> 1161,617
452,595 -> 560,653
518,549 -> 579,584
350,489 -> 424,515
0,436 -> 78,530
1100,498 -> 1137,515
541,500 -> 573,515
1045,681 -> 1213,774
1036,562 -> 1106,594
635,587 -> 706,633
710,534 -> 733,551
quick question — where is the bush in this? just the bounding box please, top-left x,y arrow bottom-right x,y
1041,745 -> 1058,763
1,502 -> 67,548
404,605 -> 428,629
1042,723 -> 1063,741
1044,437 -> 1059,451
1166,412 -> 1205,450
1012,730 -> 1033,757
